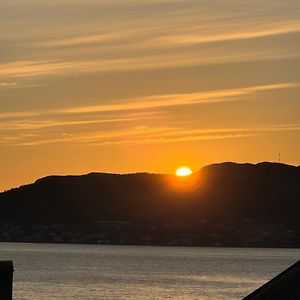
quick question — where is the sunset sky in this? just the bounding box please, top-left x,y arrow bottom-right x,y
1,0 -> 300,191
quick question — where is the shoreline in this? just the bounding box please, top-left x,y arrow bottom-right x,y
0,240 -> 299,250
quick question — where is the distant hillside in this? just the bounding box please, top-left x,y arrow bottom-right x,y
0,162 -> 300,247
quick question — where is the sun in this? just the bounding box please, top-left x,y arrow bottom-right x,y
176,167 -> 192,177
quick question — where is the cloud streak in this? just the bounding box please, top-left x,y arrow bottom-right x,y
150,21 -> 300,47
0,82 -> 17,88
3,123 -> 300,147
40,19 -> 300,49
0,60 -> 74,78
2,12 -> 300,79
0,116 -> 147,131
61,83 -> 298,115
0,82 -> 299,148
0,82 -> 297,126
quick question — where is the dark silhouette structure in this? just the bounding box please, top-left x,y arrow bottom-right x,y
244,260 -> 300,299
0,261 -> 14,300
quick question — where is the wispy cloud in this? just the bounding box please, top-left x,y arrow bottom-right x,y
2,16 -> 300,78
0,82 -> 297,122
0,82 -> 299,148
150,21 -> 300,47
0,117 -> 145,131
0,60 -> 74,78
2,50 -> 299,80
0,82 -> 18,88
61,83 -> 298,114
39,18 -> 300,52
42,34 -> 113,47
4,123 -> 300,147
92,123 -> 300,146
2,0 -> 300,86
0,81 -> 295,147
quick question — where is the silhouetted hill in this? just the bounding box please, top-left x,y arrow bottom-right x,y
0,162 -> 300,247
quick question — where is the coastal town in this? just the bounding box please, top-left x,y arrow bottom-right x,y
0,219 -> 299,248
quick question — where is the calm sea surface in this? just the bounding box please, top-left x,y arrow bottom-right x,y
0,243 -> 298,299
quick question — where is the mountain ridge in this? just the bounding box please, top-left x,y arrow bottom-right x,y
0,162 -> 299,247
5,161 -> 299,192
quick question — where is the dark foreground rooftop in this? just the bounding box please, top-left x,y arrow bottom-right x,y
244,260 -> 300,299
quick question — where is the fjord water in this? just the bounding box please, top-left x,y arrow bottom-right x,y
0,243 -> 298,300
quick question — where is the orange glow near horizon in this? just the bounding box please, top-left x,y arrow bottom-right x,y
176,167 -> 192,177
165,167 -> 200,193
0,1 -> 299,192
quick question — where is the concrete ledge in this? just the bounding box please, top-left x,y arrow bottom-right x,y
0,261 -> 14,300
243,260 -> 300,299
